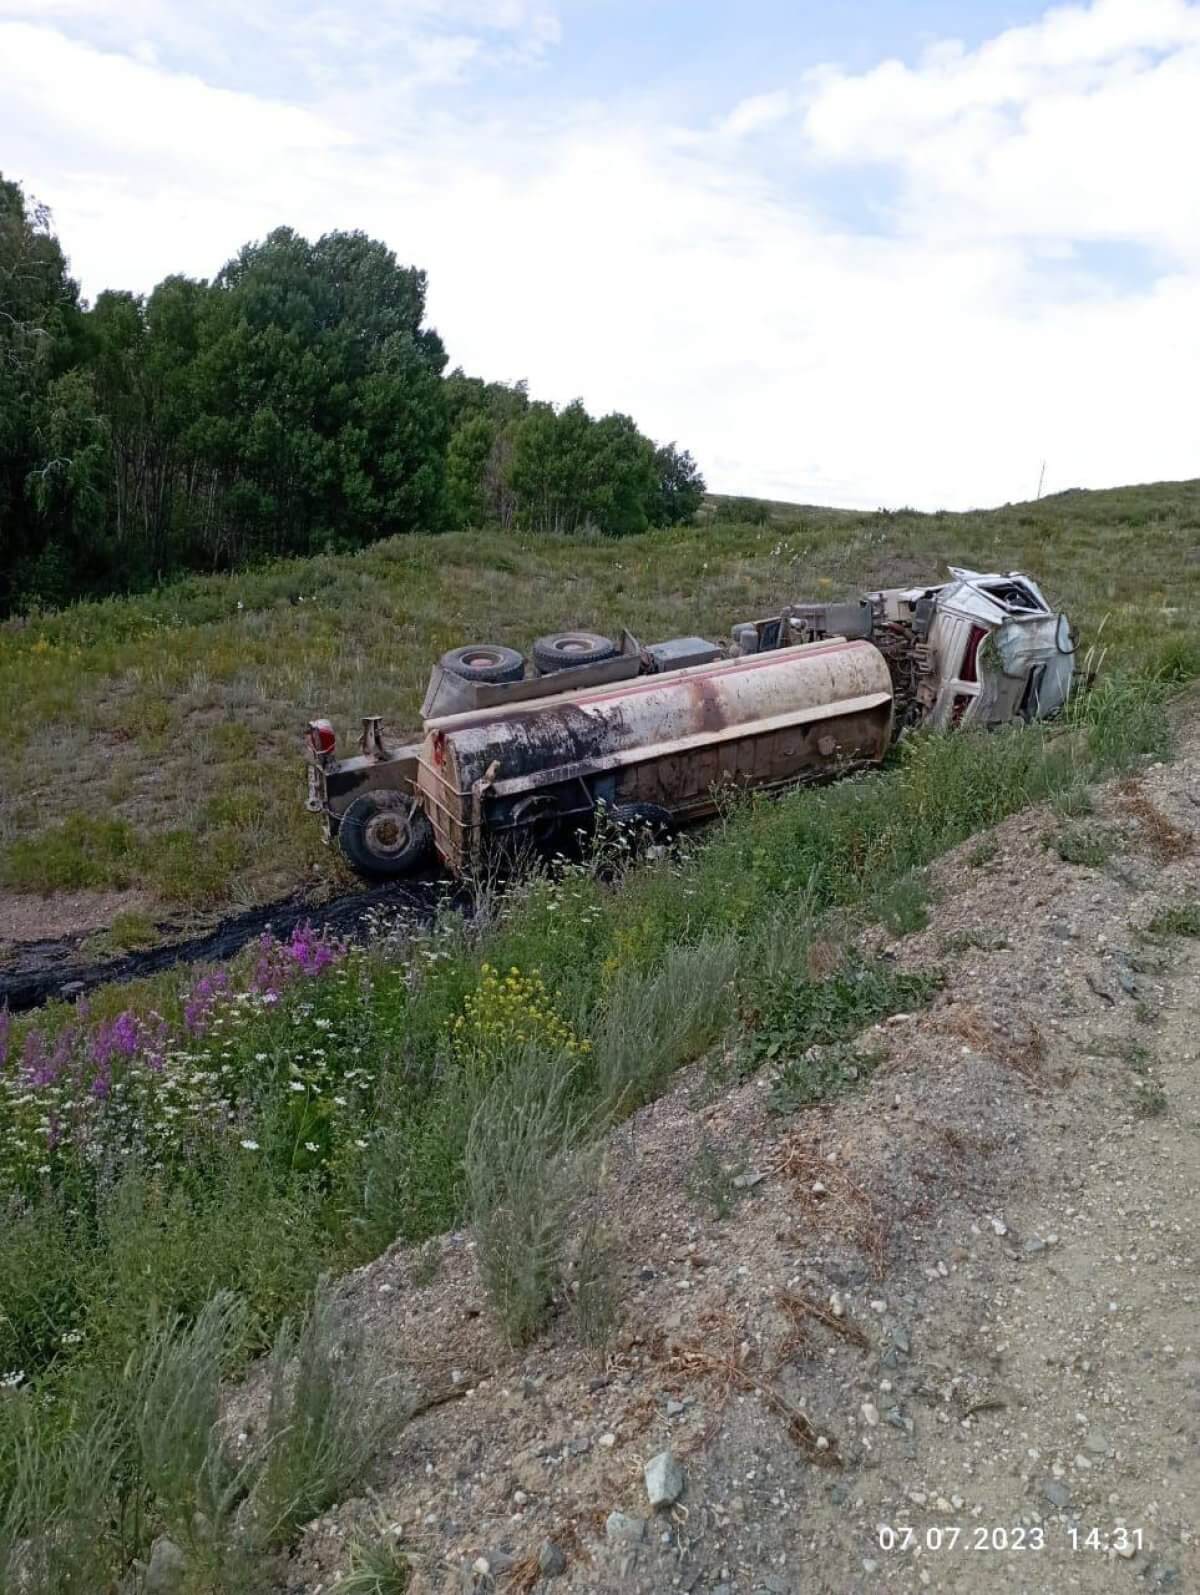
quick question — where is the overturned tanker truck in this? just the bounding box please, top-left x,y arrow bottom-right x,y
304,568 -> 1076,880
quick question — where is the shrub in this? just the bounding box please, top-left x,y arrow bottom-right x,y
0,1407 -> 124,1595
1146,902 -> 1200,937
463,1051 -> 583,1346
590,935 -> 738,1115
768,1040 -> 888,1115
251,1281 -> 413,1549
748,958 -> 943,1068
130,1292 -> 262,1576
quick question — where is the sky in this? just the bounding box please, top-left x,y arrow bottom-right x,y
2,0 -> 1198,511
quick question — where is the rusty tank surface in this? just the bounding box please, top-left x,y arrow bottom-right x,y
303,568 -> 1075,879
417,638 -> 893,875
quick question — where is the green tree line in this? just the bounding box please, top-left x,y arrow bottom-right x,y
0,173 -> 705,613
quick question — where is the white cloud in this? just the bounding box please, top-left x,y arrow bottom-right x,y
1,0 -> 1198,511
721,90 -> 793,139
803,0 -> 1200,263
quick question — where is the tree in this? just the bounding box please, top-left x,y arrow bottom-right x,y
652,442 -> 706,526
0,171 -> 709,611
0,174 -> 84,607
194,227 -> 448,560
586,412 -> 658,537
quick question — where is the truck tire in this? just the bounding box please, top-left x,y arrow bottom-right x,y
337,791 -> 433,879
610,802 -> 673,845
440,643 -> 525,684
532,631 -> 619,673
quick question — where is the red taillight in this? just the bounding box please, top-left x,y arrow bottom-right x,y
307,719 -> 336,756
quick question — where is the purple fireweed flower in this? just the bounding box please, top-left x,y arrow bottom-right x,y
250,923 -> 341,995
184,969 -> 232,1034
112,1011 -> 139,1056
21,1030 -> 56,1089
0,1008 -> 10,1071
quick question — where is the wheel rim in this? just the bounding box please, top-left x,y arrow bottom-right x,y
461,648 -> 503,668
364,808 -> 413,859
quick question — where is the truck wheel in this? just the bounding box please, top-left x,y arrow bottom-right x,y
338,791 -> 433,878
610,802 -> 673,845
532,631 -> 619,673
440,643 -> 525,684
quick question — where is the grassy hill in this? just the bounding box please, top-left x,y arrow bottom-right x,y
2,480 -> 1199,924
2,480 -> 1198,1588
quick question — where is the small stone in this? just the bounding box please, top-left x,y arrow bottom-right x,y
144,1537 -> 186,1595
568,1435 -> 591,1455
861,1401 -> 880,1427
815,1435 -> 829,1451
605,1511 -> 646,1544
666,1399 -> 685,1417
1023,1238 -> 1047,1257
863,1558 -> 880,1573
513,1489 -> 528,1505
1084,1428 -> 1111,1455
644,1450 -> 685,1507
472,1557 -> 490,1576
598,1432 -> 617,1448
870,1298 -> 888,1314
990,1217 -> 1008,1236
1042,1480 -> 1070,1509
732,1170 -> 765,1190
811,1180 -> 827,1195
538,1539 -> 567,1577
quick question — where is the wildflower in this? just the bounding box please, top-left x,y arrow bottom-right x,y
185,970 -> 232,1034
304,1141 -> 319,1153
239,1138 -> 260,1151
1,1370 -> 25,1390
354,1138 -> 368,1149
289,1080 -> 306,1093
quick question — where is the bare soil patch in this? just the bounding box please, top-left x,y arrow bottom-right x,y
0,886 -> 154,945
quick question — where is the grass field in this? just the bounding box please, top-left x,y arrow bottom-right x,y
2,481 -> 1199,919
2,483 -> 1198,1590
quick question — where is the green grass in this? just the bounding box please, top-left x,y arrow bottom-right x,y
1146,902 -> 1200,938
1049,821 -> 1121,868
1,488 -> 1197,1589
2,479 -> 1199,914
